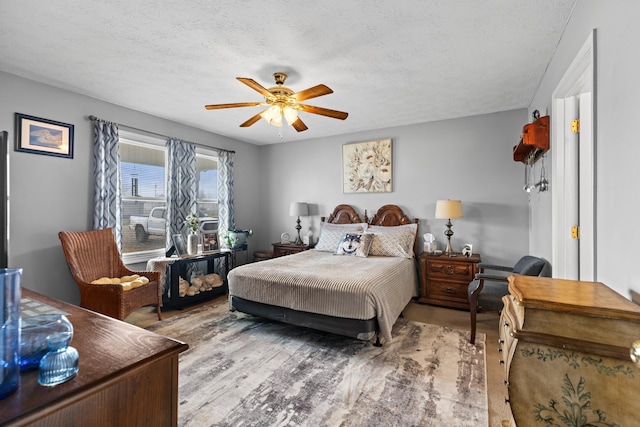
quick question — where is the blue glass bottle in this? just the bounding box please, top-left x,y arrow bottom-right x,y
0,268 -> 21,400
38,332 -> 78,386
20,314 -> 73,371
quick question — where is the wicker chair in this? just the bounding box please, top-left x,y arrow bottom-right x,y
59,228 -> 162,321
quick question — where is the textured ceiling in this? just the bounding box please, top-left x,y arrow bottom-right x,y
0,1 -> 576,145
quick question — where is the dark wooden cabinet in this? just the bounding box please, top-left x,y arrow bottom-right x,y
163,251 -> 229,309
418,253 -> 481,310
0,289 -> 188,426
271,242 -> 313,258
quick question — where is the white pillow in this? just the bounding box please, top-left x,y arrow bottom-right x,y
367,230 -> 415,258
315,222 -> 368,252
333,233 -> 373,257
367,223 -> 418,238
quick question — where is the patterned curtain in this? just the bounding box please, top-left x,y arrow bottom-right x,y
217,150 -> 235,242
166,138 -> 197,247
93,120 -> 122,248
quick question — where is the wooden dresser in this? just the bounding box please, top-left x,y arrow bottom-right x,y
418,253 -> 480,309
0,289 -> 188,427
500,276 -> 640,426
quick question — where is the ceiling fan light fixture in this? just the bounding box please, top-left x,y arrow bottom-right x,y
283,106 -> 298,125
261,105 -> 283,127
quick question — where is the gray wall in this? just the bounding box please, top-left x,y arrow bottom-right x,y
528,0 -> 640,298
2,71 -> 530,305
255,109 -> 530,266
1,71 -> 262,303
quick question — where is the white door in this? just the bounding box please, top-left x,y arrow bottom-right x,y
552,31 -> 595,281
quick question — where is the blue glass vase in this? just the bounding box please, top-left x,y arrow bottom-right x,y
20,314 -> 73,371
38,332 -> 78,386
0,268 -> 21,400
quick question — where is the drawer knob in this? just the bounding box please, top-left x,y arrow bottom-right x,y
504,380 -> 509,385
503,321 -> 509,328
445,266 -> 455,275
499,359 -> 505,365
504,397 -> 510,404
442,287 -> 457,294
498,339 -> 505,345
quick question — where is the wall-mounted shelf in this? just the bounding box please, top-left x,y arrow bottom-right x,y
513,115 -> 549,164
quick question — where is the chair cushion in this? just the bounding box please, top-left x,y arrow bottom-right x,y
468,279 -> 507,310
512,256 -> 546,276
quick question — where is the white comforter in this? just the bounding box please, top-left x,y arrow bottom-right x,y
228,250 -> 418,342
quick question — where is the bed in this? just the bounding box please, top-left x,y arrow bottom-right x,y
228,204 -> 419,345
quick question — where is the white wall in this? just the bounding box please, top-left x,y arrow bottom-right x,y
256,109 -> 530,266
528,0 -> 640,298
0,72 -> 262,303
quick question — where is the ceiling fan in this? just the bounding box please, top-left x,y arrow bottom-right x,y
204,72 -> 348,132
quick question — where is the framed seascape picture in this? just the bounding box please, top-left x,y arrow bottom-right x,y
202,232 -> 218,252
15,113 -> 74,159
342,138 -> 392,193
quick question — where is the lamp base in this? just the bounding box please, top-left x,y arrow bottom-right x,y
444,219 -> 456,257
294,216 -> 303,245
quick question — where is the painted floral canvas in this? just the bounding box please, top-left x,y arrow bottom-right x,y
342,138 -> 392,193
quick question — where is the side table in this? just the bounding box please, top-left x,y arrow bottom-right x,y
418,252 -> 481,310
272,242 -> 313,257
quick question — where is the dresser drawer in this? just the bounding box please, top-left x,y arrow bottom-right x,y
427,260 -> 475,282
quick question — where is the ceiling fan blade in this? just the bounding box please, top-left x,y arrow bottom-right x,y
237,77 -> 273,98
298,104 -> 349,120
291,118 -> 308,132
239,111 -> 267,127
291,84 -> 333,102
205,102 -> 262,110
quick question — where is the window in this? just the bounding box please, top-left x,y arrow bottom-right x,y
119,131 -> 218,263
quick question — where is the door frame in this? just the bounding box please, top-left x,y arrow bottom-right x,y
551,30 -> 596,280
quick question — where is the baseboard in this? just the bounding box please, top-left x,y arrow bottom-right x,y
630,289 -> 640,306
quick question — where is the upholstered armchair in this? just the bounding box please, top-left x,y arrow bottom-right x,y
59,228 -> 162,321
467,255 -> 551,344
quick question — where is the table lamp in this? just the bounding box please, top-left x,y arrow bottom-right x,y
289,202 -> 308,245
435,200 -> 462,256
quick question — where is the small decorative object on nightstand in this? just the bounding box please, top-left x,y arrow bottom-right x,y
418,251 -> 480,310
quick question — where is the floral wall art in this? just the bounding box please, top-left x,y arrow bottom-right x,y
342,138 -> 392,193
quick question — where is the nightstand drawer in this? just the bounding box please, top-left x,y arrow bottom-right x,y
272,242 -> 313,258
426,280 -> 468,300
427,260 -> 475,282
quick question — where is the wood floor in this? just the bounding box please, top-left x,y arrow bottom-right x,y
128,297 -> 511,426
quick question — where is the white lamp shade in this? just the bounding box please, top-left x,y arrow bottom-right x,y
435,200 -> 462,219
289,202 -> 308,217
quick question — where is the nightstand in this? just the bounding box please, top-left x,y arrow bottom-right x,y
271,242 -> 313,258
418,252 -> 481,310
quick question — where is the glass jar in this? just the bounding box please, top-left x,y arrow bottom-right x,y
0,268 -> 21,400
38,332 -> 79,386
20,314 -> 73,371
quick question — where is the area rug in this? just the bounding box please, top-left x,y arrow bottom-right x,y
146,303 -> 487,427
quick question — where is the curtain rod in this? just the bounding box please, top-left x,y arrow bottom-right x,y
87,115 -> 235,154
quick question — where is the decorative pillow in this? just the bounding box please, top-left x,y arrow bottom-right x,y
368,231 -> 415,258
315,222 -> 368,252
333,233 -> 373,257
367,223 -> 418,238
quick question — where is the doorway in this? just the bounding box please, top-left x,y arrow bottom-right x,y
551,30 -> 596,281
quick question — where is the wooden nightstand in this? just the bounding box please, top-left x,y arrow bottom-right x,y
418,252 -> 481,310
271,242 -> 313,258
